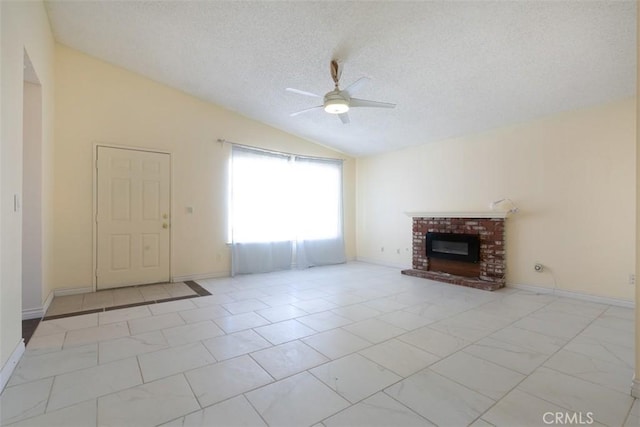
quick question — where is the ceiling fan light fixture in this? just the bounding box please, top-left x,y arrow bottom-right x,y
324,98 -> 349,114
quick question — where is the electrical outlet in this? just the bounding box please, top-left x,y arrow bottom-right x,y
381,247 -> 384,252
629,274 -> 636,285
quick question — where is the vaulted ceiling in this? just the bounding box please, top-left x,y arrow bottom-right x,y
45,1 -> 636,157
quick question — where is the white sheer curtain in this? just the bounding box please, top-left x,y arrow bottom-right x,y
294,156 -> 346,269
229,146 -> 345,275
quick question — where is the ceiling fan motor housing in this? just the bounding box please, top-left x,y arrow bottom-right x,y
324,90 -> 349,114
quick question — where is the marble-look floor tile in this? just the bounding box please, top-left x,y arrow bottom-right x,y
430,351 -> 525,400
160,320 -> 224,347
190,293 -> 235,307
149,299 -> 197,315
139,284 -> 171,301
254,319 -> 316,345
47,357 -> 142,411
543,349 -> 634,394
99,330 -> 169,364
246,371 -> 350,427
177,305 -> 231,324
128,312 -> 185,335
488,325 -> 567,356
213,312 -> 270,333
578,323 -> 634,349
185,355 -> 273,407
256,304 -> 308,323
323,392 -> 435,427
463,336 -> 549,375
377,311 -> 434,331
518,367 -> 634,426
359,339 -> 440,377
511,314 -> 588,340
98,305 -> 152,325
63,321 -> 130,348
342,318 -> 405,344
0,377 -> 53,425
398,326 -> 471,357
310,353 -> 401,403
25,332 -> 65,355
203,329 -> 271,361
331,304 -> 381,321
113,288 -> 145,306
302,328 -> 372,359
160,395 -> 267,427
5,399 -> 97,427
385,369 -> 495,426
297,311 -> 352,332
98,374 -> 200,427
428,310 -> 510,342
482,388 -> 581,427
292,298 -> 338,314
624,398 -> 639,427
8,344 -> 98,386
252,340 -> 328,379
222,299 -> 270,314
34,313 -> 98,337
138,342 -> 215,382
82,291 -> 114,310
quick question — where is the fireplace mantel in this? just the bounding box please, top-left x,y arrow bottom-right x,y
404,211 -> 508,219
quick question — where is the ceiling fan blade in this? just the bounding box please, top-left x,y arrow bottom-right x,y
285,88 -> 322,98
343,77 -> 370,97
350,98 -> 396,109
338,112 -> 350,124
290,105 -> 323,117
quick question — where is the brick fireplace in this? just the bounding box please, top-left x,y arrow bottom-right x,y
401,213 -> 506,291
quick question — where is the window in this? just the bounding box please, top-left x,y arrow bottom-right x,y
229,146 -> 345,274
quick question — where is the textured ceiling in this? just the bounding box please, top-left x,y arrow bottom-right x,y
45,1 -> 636,157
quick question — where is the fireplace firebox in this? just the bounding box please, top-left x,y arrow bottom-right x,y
426,232 -> 480,263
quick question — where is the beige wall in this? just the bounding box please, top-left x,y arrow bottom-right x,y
0,1 -> 55,371
357,98 -> 636,301
53,44 -> 355,290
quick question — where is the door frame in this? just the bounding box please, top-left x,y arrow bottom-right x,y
92,143 -> 173,292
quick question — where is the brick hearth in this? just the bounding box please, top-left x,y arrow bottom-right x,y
401,216 -> 506,291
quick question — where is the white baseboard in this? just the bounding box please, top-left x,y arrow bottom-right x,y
355,257 -> 410,270
1,339 -> 25,393
508,283 -> 634,308
54,286 -> 92,297
22,307 -> 44,320
22,290 -> 55,320
172,271 -> 229,282
632,377 -> 640,398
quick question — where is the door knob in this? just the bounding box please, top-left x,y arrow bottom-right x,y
162,222 -> 169,229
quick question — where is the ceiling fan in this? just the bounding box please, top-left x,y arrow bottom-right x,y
286,60 -> 396,124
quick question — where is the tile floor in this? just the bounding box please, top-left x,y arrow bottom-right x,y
44,282 -> 201,318
1,262 -> 637,426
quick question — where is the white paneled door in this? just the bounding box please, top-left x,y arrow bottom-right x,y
96,146 -> 171,290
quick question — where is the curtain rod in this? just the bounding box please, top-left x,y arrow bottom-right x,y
217,138 -> 345,162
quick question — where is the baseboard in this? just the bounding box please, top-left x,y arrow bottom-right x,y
632,377 -> 640,398
22,307 -> 44,320
508,283 -> 634,308
355,257 -> 410,270
172,271 -> 229,282
22,290 -> 55,320
53,286 -> 93,297
0,339 -> 25,393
